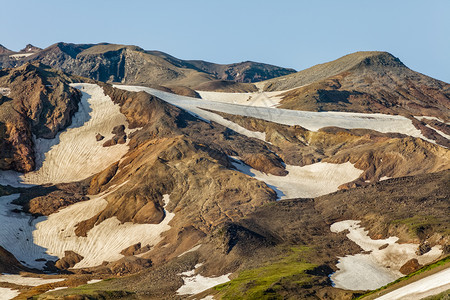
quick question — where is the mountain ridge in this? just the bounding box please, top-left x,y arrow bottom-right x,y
0,42 -> 296,88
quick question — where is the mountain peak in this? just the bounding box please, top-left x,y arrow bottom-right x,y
20,44 -> 42,53
349,51 -> 405,69
0,44 -> 13,54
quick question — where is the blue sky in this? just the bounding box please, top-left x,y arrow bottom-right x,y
2,0 -> 449,82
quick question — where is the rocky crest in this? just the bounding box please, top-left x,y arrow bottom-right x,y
0,63 -> 81,172
20,44 -> 42,53
0,43 -> 295,91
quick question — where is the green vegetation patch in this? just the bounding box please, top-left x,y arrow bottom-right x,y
216,246 -> 316,300
391,215 -> 450,238
36,278 -> 134,299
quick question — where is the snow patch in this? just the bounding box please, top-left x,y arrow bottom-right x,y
330,220 -> 442,291
375,267 -> 450,300
0,274 -> 65,286
414,116 -> 450,125
115,85 -> 266,141
0,287 -> 20,300
0,192 -> 174,269
178,244 -> 202,257
380,176 -> 391,181
0,194 -> 58,269
34,193 -> 174,268
425,124 -> 450,141
197,90 -> 285,108
9,53 -> 34,59
87,279 -> 102,284
46,287 -> 68,292
177,263 -> 231,295
0,83 -> 134,187
230,158 -> 362,199
0,87 -> 10,96
115,85 -> 427,140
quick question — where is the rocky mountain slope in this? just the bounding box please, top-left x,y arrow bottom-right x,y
257,51 -> 450,147
0,63 -> 81,172
0,42 -> 295,90
0,51 -> 448,300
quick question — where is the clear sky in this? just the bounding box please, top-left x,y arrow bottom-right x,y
1,0 -> 449,82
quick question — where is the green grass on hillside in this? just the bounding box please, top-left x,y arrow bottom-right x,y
391,215 -> 450,238
215,246 -> 316,300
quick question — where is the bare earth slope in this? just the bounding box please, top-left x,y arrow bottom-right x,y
0,63 -> 81,172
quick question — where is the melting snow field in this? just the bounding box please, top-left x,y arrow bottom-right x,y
197,90 -> 285,107
0,274 -> 65,286
0,287 -> 20,300
330,220 -> 442,291
231,158 -> 363,199
115,85 -> 427,139
0,83 -> 133,187
177,264 -> 231,295
0,193 -> 174,269
375,267 -> 450,300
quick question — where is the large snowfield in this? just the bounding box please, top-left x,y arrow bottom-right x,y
330,220 -> 443,291
0,274 -> 64,286
0,83 -> 132,187
0,287 -> 20,300
231,158 -> 362,199
115,85 -> 428,139
0,192 -> 174,269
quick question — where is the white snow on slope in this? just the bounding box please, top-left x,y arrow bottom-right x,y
0,87 -> 11,96
177,264 -> 231,295
34,193 -> 174,269
0,274 -> 65,286
330,220 -> 442,291
9,53 -> 34,59
375,267 -> 450,300
425,124 -> 450,141
0,193 -> 174,269
46,287 -> 68,292
115,85 -> 427,140
0,287 -> 19,300
231,158 -> 362,199
87,279 -> 102,284
197,90 -> 285,107
0,194 -> 57,269
0,83 -> 133,187
116,85 -> 266,141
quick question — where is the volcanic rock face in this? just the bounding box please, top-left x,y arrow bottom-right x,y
0,43 -> 295,90
0,44 -> 13,55
213,111 -> 450,185
20,44 -> 42,53
263,52 -> 450,121
186,60 -> 296,83
0,63 -> 81,172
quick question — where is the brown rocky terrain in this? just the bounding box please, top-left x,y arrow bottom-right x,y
184,59 -> 296,83
0,63 -> 81,172
0,42 -> 295,91
0,50 -> 448,300
38,170 -> 449,299
209,110 -> 450,186
19,44 -> 42,53
0,44 -> 13,55
260,51 -> 450,127
195,80 -> 258,92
